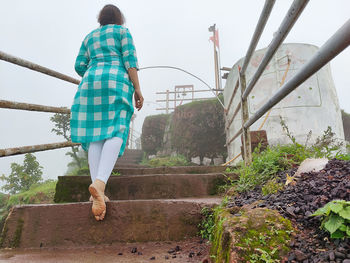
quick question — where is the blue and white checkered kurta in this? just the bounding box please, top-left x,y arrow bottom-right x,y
70,25 -> 138,157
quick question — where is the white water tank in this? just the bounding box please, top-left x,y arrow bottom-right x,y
224,43 -> 345,162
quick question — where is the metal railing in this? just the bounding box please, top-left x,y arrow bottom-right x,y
0,51 -> 81,157
224,0 -> 350,165
0,51 -> 80,85
0,50 -> 143,157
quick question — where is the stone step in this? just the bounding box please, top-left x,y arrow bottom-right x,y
114,164 -> 149,169
1,198 -> 221,249
113,165 -> 227,175
115,149 -> 144,166
117,153 -> 143,158
122,149 -> 143,154
0,237 -> 210,262
116,159 -> 143,165
54,172 -> 232,203
117,158 -> 143,163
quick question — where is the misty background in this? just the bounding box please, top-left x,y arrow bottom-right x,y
0,0 -> 349,185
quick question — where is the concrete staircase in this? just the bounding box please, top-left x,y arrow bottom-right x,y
54,166 -> 227,202
0,165 -> 234,262
115,149 -> 144,168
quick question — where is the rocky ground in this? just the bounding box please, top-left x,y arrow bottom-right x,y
228,159 -> 350,263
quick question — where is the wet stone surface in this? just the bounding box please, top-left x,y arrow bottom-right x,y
0,237 -> 210,263
228,159 -> 350,263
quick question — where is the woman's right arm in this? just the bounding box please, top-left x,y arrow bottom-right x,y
120,27 -> 143,111
128,68 -> 144,111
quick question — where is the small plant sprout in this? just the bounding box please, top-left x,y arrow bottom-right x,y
311,200 -> 350,239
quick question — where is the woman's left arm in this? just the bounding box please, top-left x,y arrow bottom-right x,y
74,41 -> 89,77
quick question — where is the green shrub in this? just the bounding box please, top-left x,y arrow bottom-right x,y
231,143 -> 312,193
170,98 -> 226,161
0,193 -> 9,208
312,200 -> 350,239
198,197 -> 229,241
198,207 -> 215,241
261,178 -> 284,196
141,114 -> 170,155
250,248 -> 280,263
66,166 -> 90,176
0,193 -> 10,226
142,155 -> 189,167
229,123 -> 348,193
6,180 -> 57,208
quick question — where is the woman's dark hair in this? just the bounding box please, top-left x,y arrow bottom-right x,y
98,5 -> 125,26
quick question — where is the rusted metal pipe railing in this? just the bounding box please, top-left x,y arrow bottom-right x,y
225,0 -> 276,136
239,73 -> 252,163
225,79 -> 239,115
244,18 -> 350,129
0,100 -> 70,114
242,0 -> 309,100
224,0 -> 310,162
241,0 -> 276,74
226,127 -> 243,147
226,103 -> 241,131
0,51 -> 80,85
0,141 -> 80,157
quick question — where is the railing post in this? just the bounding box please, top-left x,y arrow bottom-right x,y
239,73 -> 252,165
166,89 -> 169,114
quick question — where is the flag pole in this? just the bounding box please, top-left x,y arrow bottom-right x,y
209,24 -> 220,96
217,30 -> 222,93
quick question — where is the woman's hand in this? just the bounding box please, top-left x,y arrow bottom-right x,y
128,68 -> 143,111
134,88 -> 144,111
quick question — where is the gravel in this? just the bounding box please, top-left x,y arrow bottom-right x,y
227,159 -> 350,263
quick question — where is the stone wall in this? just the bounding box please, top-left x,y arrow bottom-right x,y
342,110 -> 350,142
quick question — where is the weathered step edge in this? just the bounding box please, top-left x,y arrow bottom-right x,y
54,173 -> 235,203
0,198 -> 221,249
112,166 -> 227,175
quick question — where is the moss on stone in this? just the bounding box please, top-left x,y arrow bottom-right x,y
11,218 -> 24,248
210,209 -> 231,263
54,176 -> 90,203
210,207 -> 294,263
208,177 -> 227,195
0,220 -> 8,248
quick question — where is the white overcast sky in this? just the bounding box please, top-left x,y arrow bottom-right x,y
0,0 -> 349,183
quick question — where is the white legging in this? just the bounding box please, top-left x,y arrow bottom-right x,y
88,137 -> 123,184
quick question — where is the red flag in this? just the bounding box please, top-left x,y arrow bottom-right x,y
209,29 -> 219,49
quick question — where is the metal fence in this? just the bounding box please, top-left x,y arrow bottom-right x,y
224,0 -> 350,165
0,51 -> 81,157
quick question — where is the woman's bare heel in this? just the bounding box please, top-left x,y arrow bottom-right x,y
88,179 -> 106,221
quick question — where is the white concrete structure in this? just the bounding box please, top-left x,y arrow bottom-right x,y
224,43 -> 345,163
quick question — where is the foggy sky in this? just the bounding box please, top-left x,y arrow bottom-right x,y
0,0 -> 349,184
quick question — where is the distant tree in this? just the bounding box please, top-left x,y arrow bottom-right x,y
50,113 -> 87,169
0,153 -> 43,194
